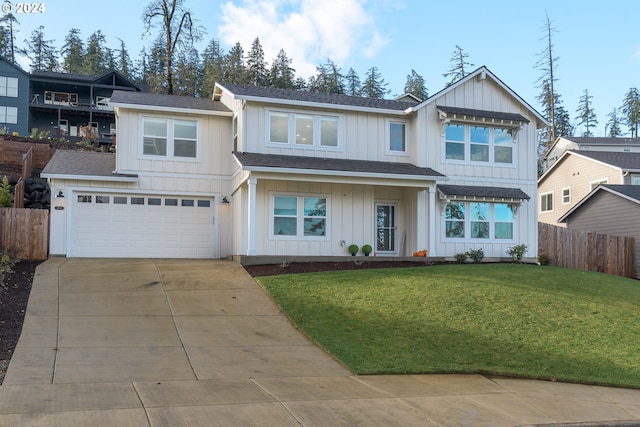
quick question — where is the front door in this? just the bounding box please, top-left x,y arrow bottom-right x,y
376,203 -> 397,254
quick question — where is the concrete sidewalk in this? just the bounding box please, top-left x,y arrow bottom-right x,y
0,258 -> 638,426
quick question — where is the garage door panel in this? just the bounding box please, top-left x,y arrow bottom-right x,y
70,192 -> 216,258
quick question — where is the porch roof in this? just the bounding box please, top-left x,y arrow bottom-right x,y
233,151 -> 445,179
437,184 -> 530,202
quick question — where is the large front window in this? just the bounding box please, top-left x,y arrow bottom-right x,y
272,195 -> 328,238
445,202 -> 514,240
445,123 -> 515,164
268,111 -> 340,148
142,117 -> 197,158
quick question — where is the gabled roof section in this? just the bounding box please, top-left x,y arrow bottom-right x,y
110,90 -> 232,116
558,184 -> 640,222
234,151 -> 445,179
30,70 -> 96,82
0,56 -> 28,76
415,66 -> 548,128
562,136 -> 640,146
40,150 -> 137,182
437,184 -> 530,202
214,82 -> 415,115
571,151 -> 640,171
92,70 -> 140,90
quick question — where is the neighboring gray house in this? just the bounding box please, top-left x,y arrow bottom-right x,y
538,150 -> 640,226
558,184 -> 640,279
543,136 -> 640,171
0,56 -> 30,136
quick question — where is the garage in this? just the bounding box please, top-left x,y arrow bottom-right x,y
69,191 -> 217,258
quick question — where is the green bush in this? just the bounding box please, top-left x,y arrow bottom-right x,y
454,252 -> 468,263
362,244 -> 373,255
0,250 -> 19,275
506,244 -> 528,263
538,254 -> 551,266
466,248 -> 485,263
0,176 -> 14,207
348,244 -> 359,255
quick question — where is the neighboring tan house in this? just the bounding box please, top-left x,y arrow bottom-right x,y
41,66 -> 547,260
558,184 -> 640,279
542,136 -> 640,172
538,150 -> 640,226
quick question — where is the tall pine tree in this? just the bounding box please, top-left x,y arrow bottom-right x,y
621,88 -> 640,138
268,49 -> 296,89
443,45 -> 473,86
360,66 -> 389,99
575,89 -> 598,137
403,69 -> 428,100
245,37 -> 267,86
344,67 -> 361,96
25,26 -> 57,71
606,108 -> 622,137
200,38 -> 225,97
61,28 -> 84,73
535,12 -> 559,151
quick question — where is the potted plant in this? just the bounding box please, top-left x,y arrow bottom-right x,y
362,244 -> 373,256
348,244 -> 359,256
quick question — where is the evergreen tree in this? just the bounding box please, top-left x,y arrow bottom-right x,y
606,108 -> 622,137
575,89 -> 598,137
535,12 -> 559,151
173,47 -> 201,97
0,176 -> 13,207
223,42 -> 247,84
308,59 -> 344,94
145,36 -> 168,92
554,103 -> 573,138
403,69 -> 428,100
115,38 -> 133,78
268,49 -> 296,89
61,28 -> 84,73
245,37 -> 267,86
344,67 -> 361,96
443,45 -> 473,86
84,30 -> 109,74
0,13 -> 21,63
200,37 -> 225,97
25,26 -> 57,71
142,0 -> 204,95
360,66 -> 389,99
621,88 -> 640,138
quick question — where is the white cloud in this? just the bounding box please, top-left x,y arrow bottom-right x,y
218,0 -> 387,77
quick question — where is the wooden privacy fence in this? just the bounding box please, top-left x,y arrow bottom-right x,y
538,222 -> 635,279
0,138 -> 53,169
0,208 -> 49,260
13,147 -> 33,209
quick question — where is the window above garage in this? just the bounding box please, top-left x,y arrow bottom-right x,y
141,116 -> 198,159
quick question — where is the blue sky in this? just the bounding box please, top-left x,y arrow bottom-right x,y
7,0 -> 640,136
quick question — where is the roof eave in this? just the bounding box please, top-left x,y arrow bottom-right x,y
242,165 -> 445,181
232,95 -> 409,115
41,172 -> 139,182
111,102 -> 233,117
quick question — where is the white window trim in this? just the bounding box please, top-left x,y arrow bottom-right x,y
631,175 -> 640,185
443,122 -> 516,167
265,108 -> 343,151
540,191 -> 554,213
269,192 -> 330,241
561,187 -> 571,205
589,178 -> 609,191
442,201 -> 517,242
385,119 -> 409,156
139,115 -> 200,161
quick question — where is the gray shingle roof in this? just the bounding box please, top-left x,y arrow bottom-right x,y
217,82 -> 415,111
41,150 -> 136,179
569,137 -> 640,146
437,184 -> 530,200
110,90 -> 231,113
436,105 -> 530,124
573,151 -> 640,170
600,184 -> 640,202
234,151 -> 445,178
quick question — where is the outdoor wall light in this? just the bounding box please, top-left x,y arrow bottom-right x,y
56,190 -> 64,198
221,196 -> 230,204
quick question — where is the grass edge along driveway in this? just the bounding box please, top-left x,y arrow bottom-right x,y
257,264 -> 640,388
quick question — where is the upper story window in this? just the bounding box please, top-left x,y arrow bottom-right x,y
540,192 -> 553,213
632,175 -> 640,185
590,178 -> 608,191
268,110 -> 340,149
0,77 -> 18,97
562,187 -> 571,204
142,116 -> 197,159
387,121 -> 407,154
445,123 -> 514,164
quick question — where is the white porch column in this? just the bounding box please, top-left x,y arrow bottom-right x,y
246,178 -> 257,256
428,187 -> 436,256
416,189 -> 428,253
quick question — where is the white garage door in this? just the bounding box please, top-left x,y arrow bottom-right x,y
70,192 -> 216,258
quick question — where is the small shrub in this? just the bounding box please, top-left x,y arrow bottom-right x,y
506,244 -> 528,263
454,252 -> 468,263
362,244 -> 373,255
0,176 -> 13,207
0,250 -> 19,274
466,248 -> 485,263
30,128 -> 50,140
538,254 -> 551,266
348,244 -> 359,255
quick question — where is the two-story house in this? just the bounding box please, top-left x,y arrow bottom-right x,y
41,66 -> 547,261
538,150 -> 640,226
0,57 -> 30,135
542,136 -> 640,172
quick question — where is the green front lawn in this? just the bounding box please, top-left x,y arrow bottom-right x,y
257,264 -> 640,388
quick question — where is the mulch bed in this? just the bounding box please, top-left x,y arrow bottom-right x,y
0,260 -> 41,384
243,260 -> 438,277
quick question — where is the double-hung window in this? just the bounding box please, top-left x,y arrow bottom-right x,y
388,121 -> 407,154
562,187 -> 571,204
268,110 -> 340,149
0,77 -> 18,97
445,123 -> 515,164
142,117 -> 197,159
272,195 -> 328,239
540,192 -> 553,213
445,202 -> 514,240
0,106 -> 17,124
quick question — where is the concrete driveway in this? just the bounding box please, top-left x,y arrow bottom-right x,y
1,258 -> 639,426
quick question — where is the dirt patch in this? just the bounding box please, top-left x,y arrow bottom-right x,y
243,260 -> 440,277
0,260 -> 41,384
